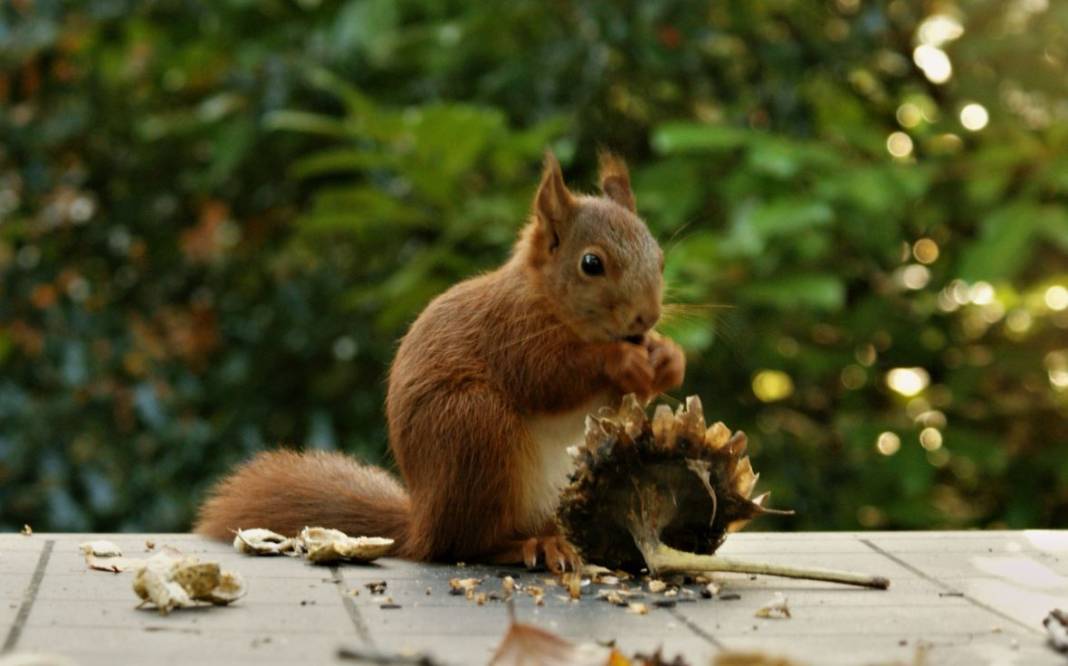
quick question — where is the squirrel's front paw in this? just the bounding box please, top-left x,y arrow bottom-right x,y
645,332 -> 686,394
521,535 -> 581,573
604,342 -> 655,398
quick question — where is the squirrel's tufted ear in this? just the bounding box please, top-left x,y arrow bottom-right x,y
598,151 -> 636,213
533,151 -> 576,250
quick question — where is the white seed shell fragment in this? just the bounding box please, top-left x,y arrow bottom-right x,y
132,549 -> 246,615
233,528 -> 296,556
80,540 -> 123,557
754,592 -> 791,619
297,527 -> 393,564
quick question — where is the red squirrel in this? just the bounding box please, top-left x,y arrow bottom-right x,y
194,152 -> 685,572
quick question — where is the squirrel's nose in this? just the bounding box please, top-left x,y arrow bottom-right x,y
630,306 -> 660,333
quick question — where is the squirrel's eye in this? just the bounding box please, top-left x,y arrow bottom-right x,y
580,253 -> 605,276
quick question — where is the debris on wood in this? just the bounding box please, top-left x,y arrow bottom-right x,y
233,528 -> 296,556
602,590 -> 626,607
80,540 -> 149,573
337,646 -> 444,665
448,577 -> 483,601
1046,609 -> 1068,653
647,580 -> 667,594
133,549 -> 245,615
145,539 -> 156,551
365,580 -> 388,595
231,526 -> 393,564
702,582 -> 721,599
557,394 -> 890,589
754,593 -> 791,619
526,585 -> 545,606
563,572 -> 583,599
296,527 -> 393,564
626,602 -> 649,615
20,524 -> 32,536
81,540 -> 123,557
501,576 -> 517,599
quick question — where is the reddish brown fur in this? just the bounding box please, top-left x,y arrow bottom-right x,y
194,153 -> 685,568
196,450 -> 410,541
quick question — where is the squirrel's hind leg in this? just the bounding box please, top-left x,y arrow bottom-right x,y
396,385 -> 537,564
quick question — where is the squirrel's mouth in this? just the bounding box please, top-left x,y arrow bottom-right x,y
622,334 -> 644,345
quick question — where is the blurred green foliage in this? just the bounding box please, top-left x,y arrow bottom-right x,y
1,0 -> 1066,532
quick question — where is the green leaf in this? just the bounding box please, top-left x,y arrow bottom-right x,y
651,122 -> 751,154
748,199 -> 834,238
739,273 -> 846,311
957,204 -> 1041,281
264,110 -> 353,138
290,148 -> 395,179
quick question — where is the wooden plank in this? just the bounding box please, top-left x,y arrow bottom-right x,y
0,531 -> 1064,666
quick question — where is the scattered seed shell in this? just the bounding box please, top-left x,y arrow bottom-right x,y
132,549 -> 245,615
754,593 -> 791,619
233,528 -> 296,556
297,527 -> 393,564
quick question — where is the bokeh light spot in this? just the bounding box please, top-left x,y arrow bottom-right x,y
959,103 -> 989,131
752,370 -> 794,402
886,131 -> 914,158
969,281 -> 995,305
913,45 -> 953,84
912,238 -> 939,264
1045,285 -> 1068,311
896,103 -> 924,128
916,14 -> 964,47
900,264 -> 931,290
886,367 -> 930,397
876,432 -> 901,456
919,427 -> 943,451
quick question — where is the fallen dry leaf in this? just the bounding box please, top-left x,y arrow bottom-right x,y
20,525 -> 32,536
488,619 -> 621,666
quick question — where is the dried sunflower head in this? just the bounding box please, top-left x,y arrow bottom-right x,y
557,394 -> 782,573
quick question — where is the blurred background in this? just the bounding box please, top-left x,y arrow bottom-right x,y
1,0 -> 1066,534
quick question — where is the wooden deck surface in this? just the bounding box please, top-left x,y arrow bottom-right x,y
2,531 -> 1066,665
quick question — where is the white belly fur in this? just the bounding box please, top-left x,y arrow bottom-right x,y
519,394 -> 611,532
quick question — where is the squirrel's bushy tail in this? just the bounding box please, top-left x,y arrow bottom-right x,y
194,450 -> 410,551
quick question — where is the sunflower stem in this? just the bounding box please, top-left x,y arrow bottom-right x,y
645,542 -> 890,590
